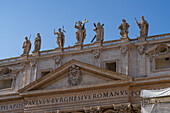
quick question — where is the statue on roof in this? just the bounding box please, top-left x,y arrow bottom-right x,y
32,33 -> 41,53
74,18 -> 88,45
118,19 -> 130,38
135,16 -> 149,37
54,27 -> 65,48
92,22 -> 104,42
22,36 -> 31,56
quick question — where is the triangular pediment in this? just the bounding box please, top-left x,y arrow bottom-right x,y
19,60 -> 132,93
146,43 -> 170,54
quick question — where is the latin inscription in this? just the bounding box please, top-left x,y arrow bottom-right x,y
0,89 -> 140,111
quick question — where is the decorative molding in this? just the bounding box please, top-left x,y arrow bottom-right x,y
84,106 -> 102,113
68,64 -> 83,86
137,46 -> 145,54
55,56 -> 61,64
30,59 -> 37,67
120,46 -> 128,55
93,50 -> 100,58
0,67 -> 12,78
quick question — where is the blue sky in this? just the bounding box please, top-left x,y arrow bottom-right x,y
0,0 -> 169,59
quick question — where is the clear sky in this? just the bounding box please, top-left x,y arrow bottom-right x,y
0,0 -> 169,59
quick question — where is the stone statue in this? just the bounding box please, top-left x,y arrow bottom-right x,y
118,19 -> 130,38
135,16 -> 149,37
93,22 -> 104,42
74,19 -> 88,45
22,37 -> 31,56
32,33 -> 41,53
54,28 -> 65,48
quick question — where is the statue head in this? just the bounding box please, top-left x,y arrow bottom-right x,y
97,22 -> 100,26
25,37 -> 28,40
122,19 -> 126,23
37,33 -> 40,36
141,16 -> 144,21
58,28 -> 61,32
78,21 -> 82,27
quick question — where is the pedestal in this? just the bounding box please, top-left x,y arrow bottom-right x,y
74,44 -> 83,50
55,47 -> 63,52
121,37 -> 130,43
137,36 -> 146,42
32,52 -> 40,56
94,41 -> 102,47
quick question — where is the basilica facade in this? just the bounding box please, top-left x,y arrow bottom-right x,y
0,18 -> 170,113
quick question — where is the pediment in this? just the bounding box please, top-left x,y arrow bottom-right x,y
19,60 -> 132,93
145,43 -> 170,55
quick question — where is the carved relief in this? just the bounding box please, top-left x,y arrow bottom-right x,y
55,56 -> 61,64
112,103 -> 132,112
68,64 -> 83,86
120,46 -> 128,54
84,106 -> 102,113
0,67 -> 12,77
30,59 -> 37,67
137,46 -> 145,54
93,50 -> 100,58
146,44 -> 170,55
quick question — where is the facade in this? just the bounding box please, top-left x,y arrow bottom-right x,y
0,21 -> 170,112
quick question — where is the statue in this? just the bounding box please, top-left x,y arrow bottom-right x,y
135,16 -> 149,37
93,22 -> 104,42
74,18 -> 88,45
22,37 -> 31,56
54,28 -> 65,48
118,19 -> 130,38
32,33 -> 41,53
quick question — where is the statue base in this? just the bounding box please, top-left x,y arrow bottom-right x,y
121,37 -> 130,43
74,44 -> 83,50
94,41 -> 102,47
137,36 -> 146,42
32,52 -> 40,56
55,47 -> 63,52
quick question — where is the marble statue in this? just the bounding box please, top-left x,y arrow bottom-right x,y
32,33 -> 41,53
54,28 -> 65,48
135,16 -> 149,37
74,19 -> 88,45
93,22 -> 104,42
118,19 -> 130,38
22,37 -> 31,56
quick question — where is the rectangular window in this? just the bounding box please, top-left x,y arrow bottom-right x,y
106,62 -> 116,72
0,79 -> 13,89
155,57 -> 170,70
41,71 -> 50,77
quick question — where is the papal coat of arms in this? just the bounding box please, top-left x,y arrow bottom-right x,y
68,64 -> 83,86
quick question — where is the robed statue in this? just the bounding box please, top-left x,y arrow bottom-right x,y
135,16 -> 149,37
22,37 -> 31,56
118,19 -> 130,38
32,33 -> 41,53
74,19 -> 88,45
93,22 -> 104,42
54,28 -> 65,48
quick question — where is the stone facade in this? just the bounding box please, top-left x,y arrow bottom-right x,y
0,33 -> 170,112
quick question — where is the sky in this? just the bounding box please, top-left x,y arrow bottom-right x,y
0,0 -> 169,59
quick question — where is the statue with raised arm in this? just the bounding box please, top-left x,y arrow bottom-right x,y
22,37 -> 31,56
118,19 -> 130,38
135,16 -> 149,37
74,18 -> 88,45
54,28 -> 65,48
32,33 -> 41,53
93,22 -> 104,42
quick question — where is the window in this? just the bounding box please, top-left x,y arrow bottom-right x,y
155,57 -> 170,70
106,62 -> 116,72
0,79 -> 13,89
41,71 -> 51,77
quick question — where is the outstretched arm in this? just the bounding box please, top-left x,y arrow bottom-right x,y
74,22 -> 78,29
54,29 -> 58,35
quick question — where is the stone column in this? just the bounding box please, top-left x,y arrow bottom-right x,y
93,50 -> 101,67
120,45 -> 129,75
30,59 -> 38,83
137,46 -> 146,77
